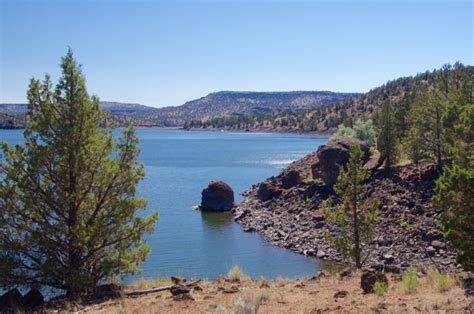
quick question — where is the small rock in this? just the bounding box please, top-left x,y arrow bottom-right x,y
425,229 -> 443,241
170,285 -> 191,296
426,246 -> 436,256
339,268 -> 352,278
431,240 -> 446,250
383,254 -> 395,263
334,290 -> 348,298
316,250 -> 326,258
223,286 -> 239,294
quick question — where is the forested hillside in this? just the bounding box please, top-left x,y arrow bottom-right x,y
187,63 -> 473,133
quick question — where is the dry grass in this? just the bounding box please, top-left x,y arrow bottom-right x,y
227,265 -> 250,283
127,277 -> 174,290
55,271 -> 471,314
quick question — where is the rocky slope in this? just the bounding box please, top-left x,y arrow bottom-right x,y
233,139 -> 461,273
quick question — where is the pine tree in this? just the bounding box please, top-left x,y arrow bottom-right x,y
0,49 -> 159,298
376,100 -> 398,169
322,145 -> 380,268
406,88 -> 447,169
433,102 -> 473,271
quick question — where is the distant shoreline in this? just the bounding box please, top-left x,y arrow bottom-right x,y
2,126 -> 333,138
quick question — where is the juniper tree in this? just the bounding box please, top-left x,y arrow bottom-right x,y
433,102 -> 473,271
376,100 -> 398,169
322,145 -> 379,268
0,49 -> 158,298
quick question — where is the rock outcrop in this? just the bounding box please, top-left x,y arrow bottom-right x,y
311,137 -> 370,185
233,148 -> 460,272
200,181 -> 234,212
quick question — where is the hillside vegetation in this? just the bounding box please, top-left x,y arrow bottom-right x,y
187,63 -> 473,133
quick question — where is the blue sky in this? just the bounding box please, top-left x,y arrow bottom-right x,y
1,0 -> 472,108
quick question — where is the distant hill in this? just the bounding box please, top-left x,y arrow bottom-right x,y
188,64 -> 473,133
0,91 -> 358,128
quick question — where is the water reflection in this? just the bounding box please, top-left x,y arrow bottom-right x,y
200,211 -> 234,231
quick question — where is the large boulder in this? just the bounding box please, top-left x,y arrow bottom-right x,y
280,170 -> 301,189
200,181 -> 234,211
257,181 -> 282,201
312,137 -> 370,186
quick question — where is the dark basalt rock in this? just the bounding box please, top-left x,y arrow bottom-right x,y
311,137 -> 370,186
200,181 -> 234,211
361,270 -> 388,294
280,170 -> 301,189
170,285 -> 191,296
257,181 -> 282,201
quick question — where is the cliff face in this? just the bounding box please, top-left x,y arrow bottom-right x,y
233,142 -> 460,272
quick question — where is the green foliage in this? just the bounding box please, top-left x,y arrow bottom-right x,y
433,102 -> 473,271
373,280 -> 388,296
0,49 -> 158,298
401,268 -> 418,293
322,145 -> 380,268
334,125 -> 356,138
376,100 -> 398,168
334,119 -> 376,146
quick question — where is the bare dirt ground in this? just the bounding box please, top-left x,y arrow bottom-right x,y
59,272 -> 472,314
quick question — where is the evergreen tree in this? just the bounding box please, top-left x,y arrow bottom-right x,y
0,49 -> 159,298
405,88 -> 447,169
376,100 -> 398,168
322,145 -> 380,268
433,102 -> 473,271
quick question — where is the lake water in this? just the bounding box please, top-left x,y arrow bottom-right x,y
0,128 -> 328,281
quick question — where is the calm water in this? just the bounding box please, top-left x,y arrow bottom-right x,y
0,128 -> 328,281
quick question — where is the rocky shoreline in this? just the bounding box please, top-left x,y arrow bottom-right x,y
232,139 -> 461,273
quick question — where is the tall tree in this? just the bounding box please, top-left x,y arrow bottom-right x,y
323,145 -> 379,268
0,49 -> 158,298
376,100 -> 398,169
405,88 -> 447,169
433,102 -> 474,271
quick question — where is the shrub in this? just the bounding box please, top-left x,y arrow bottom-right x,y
228,265 -> 250,283
426,267 -> 455,292
373,280 -> 387,296
232,290 -> 269,314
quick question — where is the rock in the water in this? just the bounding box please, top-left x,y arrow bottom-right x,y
22,289 -> 44,309
361,270 -> 388,294
200,181 -> 234,211
280,170 -> 301,189
311,138 -> 370,186
257,181 -> 282,201
0,288 -> 23,311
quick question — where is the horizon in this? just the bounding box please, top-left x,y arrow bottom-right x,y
1,0 -> 472,108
